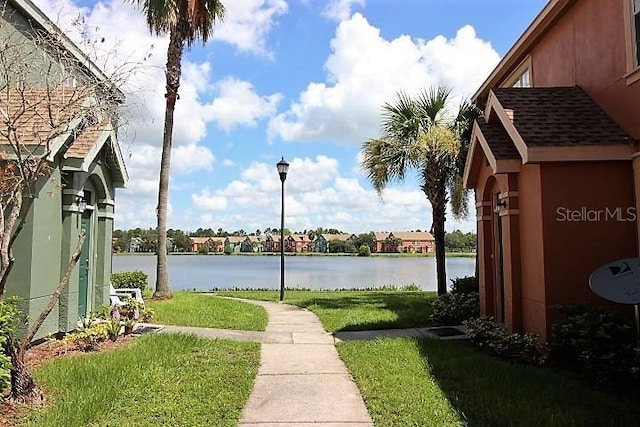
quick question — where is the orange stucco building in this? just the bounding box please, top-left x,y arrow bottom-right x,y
464,0 -> 640,340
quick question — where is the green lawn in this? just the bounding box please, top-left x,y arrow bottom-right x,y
337,337 -> 640,427
19,290 -> 640,426
214,290 -> 436,332
22,334 -> 259,426
148,292 -> 268,331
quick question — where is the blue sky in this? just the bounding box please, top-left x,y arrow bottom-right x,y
35,0 -> 547,234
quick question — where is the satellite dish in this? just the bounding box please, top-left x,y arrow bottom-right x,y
589,258 -> 640,304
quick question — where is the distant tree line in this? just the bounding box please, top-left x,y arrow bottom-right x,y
113,227 -> 475,254
444,230 -> 477,253
112,227 -> 349,253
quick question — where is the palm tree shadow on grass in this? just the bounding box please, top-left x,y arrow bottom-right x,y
413,338 -> 640,427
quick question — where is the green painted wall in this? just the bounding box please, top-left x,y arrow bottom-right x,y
6,168 -> 63,339
0,2 -> 66,87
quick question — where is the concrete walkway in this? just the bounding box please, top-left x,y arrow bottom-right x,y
136,298 -> 468,426
141,299 -> 374,426
237,300 -> 373,427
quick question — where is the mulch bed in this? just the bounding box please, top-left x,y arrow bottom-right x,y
0,334 -> 137,426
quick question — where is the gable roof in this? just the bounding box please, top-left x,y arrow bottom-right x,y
227,236 -> 247,244
391,231 -> 434,241
464,86 -> 636,187
490,87 -> 634,147
321,233 -> 354,242
476,118 -> 520,160
189,236 -> 213,244
0,87 -> 129,186
290,234 -> 313,242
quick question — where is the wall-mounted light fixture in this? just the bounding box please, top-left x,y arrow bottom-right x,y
76,194 -> 87,212
494,198 -> 507,213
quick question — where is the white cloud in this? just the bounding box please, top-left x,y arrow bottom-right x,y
322,0 -> 365,21
192,188 -> 228,210
213,0 -> 288,56
183,62 -> 214,93
205,77 -> 283,132
172,144 -> 216,174
269,14 -> 500,144
183,156 -> 442,234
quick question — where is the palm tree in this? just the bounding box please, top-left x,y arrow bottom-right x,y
362,87 -> 475,296
132,0 -> 225,299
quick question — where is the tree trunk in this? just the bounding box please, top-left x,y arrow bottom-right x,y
423,166 -> 448,296
0,189 -> 24,295
6,336 -> 41,404
432,193 -> 448,296
155,28 -> 186,300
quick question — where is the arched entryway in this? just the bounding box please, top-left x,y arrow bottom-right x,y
478,173 -> 522,332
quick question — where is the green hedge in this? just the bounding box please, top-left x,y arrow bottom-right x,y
110,270 -> 148,291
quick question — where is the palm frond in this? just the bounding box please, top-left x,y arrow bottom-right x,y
449,175 -> 470,220
361,137 -> 411,194
453,98 -> 482,175
416,86 -> 451,126
381,90 -> 420,143
130,0 -> 225,45
185,0 -> 226,46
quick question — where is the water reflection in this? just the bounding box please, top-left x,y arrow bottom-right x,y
112,255 -> 476,292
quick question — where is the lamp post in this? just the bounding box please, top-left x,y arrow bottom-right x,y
277,157 -> 289,302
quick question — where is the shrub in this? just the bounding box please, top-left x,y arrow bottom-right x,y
89,304 -> 113,321
0,297 -> 22,393
140,307 -> 155,322
358,245 -> 371,257
450,276 -> 478,294
429,291 -> 479,325
549,304 -> 639,385
119,297 -> 143,321
105,319 -> 122,342
401,283 -> 421,292
198,245 -> 209,255
224,245 -> 233,255
464,316 -> 548,365
64,322 -> 110,351
111,270 -> 148,291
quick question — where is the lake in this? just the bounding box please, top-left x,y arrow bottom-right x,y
112,254 -> 476,292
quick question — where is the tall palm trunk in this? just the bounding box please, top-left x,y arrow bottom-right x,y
432,194 -> 447,296
424,166 -> 448,296
155,27 -> 185,299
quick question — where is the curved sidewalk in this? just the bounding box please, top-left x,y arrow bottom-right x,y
238,300 -> 373,427
147,299 -> 374,426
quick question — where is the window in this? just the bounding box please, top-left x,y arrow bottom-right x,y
62,74 -> 77,87
511,69 -> 531,88
502,56 -> 532,88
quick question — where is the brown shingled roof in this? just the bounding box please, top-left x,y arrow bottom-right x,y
65,119 -> 110,158
492,87 -> 634,147
0,86 -> 94,149
476,117 -> 520,160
